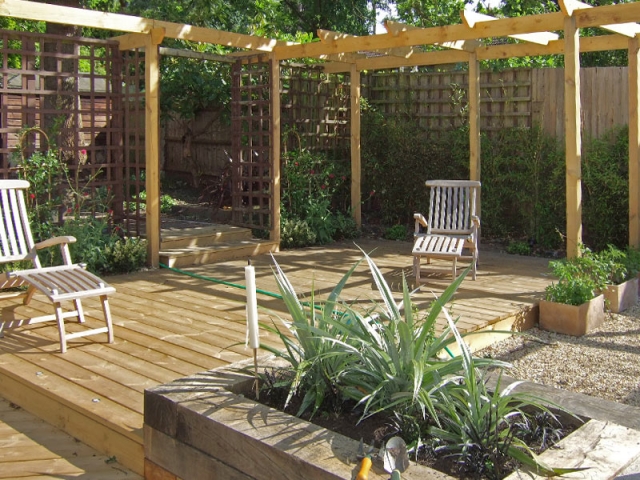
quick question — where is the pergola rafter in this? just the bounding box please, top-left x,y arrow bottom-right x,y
1,0 -> 639,262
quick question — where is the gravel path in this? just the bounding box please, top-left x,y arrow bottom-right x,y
476,305 -> 640,407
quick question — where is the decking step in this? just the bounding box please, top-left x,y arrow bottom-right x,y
160,224 -> 252,249
159,239 -> 279,268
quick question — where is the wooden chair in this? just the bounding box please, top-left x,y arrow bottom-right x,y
0,180 -> 115,353
412,180 -> 481,284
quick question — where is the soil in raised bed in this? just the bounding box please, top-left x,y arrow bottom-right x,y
249,369 -> 578,480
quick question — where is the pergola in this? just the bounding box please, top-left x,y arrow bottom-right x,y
2,0 -> 640,267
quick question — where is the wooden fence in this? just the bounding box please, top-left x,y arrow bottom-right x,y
158,65 -> 632,179
362,66 -> 630,139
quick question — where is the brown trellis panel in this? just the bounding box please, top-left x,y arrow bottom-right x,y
0,29 -> 127,223
120,48 -> 146,236
280,64 -> 350,153
231,57 -> 273,231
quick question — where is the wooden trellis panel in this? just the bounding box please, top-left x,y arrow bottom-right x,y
0,29 -> 126,222
120,48 -> 145,236
280,65 -> 350,153
231,57 -> 273,231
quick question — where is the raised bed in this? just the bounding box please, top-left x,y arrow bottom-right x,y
144,359 -> 640,480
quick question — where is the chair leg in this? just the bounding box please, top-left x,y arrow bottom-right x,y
54,302 -> 67,354
100,295 -> 114,344
472,254 -> 478,280
452,257 -> 457,279
74,299 -> 86,323
413,256 -> 421,286
23,285 -> 37,305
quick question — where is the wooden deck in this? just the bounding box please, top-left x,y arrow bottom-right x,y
0,397 -> 141,479
0,239 -> 552,477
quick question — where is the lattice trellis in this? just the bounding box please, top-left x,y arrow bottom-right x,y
362,68 -> 533,133
230,57 -> 273,231
120,48 -> 146,236
280,64 -> 350,153
0,29 -> 148,232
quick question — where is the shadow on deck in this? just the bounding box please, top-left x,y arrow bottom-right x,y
0,238 -> 552,477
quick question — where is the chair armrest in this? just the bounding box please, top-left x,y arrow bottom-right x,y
34,236 -> 77,265
414,213 -> 429,235
471,215 -> 481,228
34,236 -> 77,250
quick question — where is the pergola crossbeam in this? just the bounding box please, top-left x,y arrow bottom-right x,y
560,0 -> 640,38
385,21 -> 480,52
318,29 -> 413,58
0,0 -> 288,51
461,11 -> 559,45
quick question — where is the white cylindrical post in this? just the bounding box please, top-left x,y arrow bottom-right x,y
245,261 -> 260,349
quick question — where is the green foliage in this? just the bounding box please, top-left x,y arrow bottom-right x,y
103,236 -> 148,274
332,211 -> 360,241
281,148 -> 356,248
395,0 -> 472,28
429,318 -> 582,479
506,241 -> 531,256
480,124 -> 565,249
544,249 -> 610,305
361,109 -> 468,225
582,126 -> 629,250
262,251 -> 578,478
130,191 -> 177,214
280,218 -> 317,249
384,224 -> 408,241
11,127 -> 147,276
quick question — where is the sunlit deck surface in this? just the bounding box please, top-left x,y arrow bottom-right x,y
0,239 -> 552,477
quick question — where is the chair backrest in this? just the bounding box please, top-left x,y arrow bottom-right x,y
0,179 -> 38,266
426,180 -> 481,234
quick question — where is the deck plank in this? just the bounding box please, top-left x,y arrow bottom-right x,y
0,239 -> 552,476
0,397 -> 140,479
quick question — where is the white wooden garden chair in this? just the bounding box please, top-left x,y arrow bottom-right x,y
0,179 -> 115,353
412,180 -> 481,284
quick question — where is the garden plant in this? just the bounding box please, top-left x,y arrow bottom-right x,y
280,145 -> 359,248
257,250 -> 582,479
9,127 -> 148,275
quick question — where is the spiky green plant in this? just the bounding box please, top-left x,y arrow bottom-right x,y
258,255 -> 362,417
427,310 -> 586,479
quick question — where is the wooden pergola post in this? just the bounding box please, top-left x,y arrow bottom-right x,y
144,28 -> 165,268
270,53 -> 281,245
629,36 -> 640,248
564,15 -> 583,258
468,51 -> 481,184
350,64 -> 362,228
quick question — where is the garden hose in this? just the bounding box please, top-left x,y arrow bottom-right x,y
159,263 -> 455,358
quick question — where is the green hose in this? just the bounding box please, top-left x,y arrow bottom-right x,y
159,262 -> 455,358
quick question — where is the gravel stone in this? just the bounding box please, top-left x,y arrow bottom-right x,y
476,304 -> 640,407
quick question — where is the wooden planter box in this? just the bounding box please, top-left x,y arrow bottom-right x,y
539,295 -> 605,336
143,360 -> 451,480
604,278 -> 638,313
144,360 -> 640,480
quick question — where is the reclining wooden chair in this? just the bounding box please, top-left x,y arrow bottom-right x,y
0,179 -> 115,353
412,180 -> 481,284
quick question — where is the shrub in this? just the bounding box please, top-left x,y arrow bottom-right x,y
384,224 -> 408,241
280,147 -> 357,246
280,217 -> 317,249
103,236 -> 148,274
506,240 -> 531,256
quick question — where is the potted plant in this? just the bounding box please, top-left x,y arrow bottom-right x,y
540,253 -> 607,336
590,245 -> 639,313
